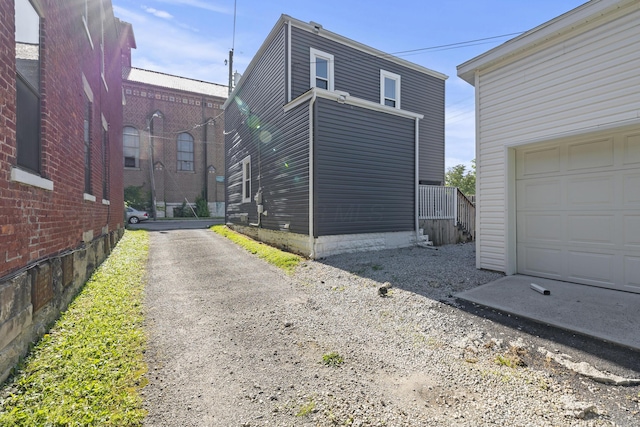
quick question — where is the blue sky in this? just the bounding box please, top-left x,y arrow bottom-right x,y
112,0 -> 587,171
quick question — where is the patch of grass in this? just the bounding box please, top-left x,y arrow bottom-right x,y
495,346 -> 527,369
296,398 -> 316,417
211,225 -> 303,273
371,264 -> 383,271
321,352 -> 344,367
0,230 -> 149,426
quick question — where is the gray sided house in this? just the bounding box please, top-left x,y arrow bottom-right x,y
224,15 -> 447,258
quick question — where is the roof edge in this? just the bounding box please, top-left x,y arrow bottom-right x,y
228,14 -> 448,106
457,0 -> 637,85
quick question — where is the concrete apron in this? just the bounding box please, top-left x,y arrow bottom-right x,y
456,275 -> 640,351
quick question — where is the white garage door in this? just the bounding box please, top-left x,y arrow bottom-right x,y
516,128 -> 640,293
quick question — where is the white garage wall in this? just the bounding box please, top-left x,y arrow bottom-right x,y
474,4 -> 640,273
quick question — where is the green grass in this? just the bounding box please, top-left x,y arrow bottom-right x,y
296,398 -> 316,417
211,225 -> 303,273
0,230 -> 149,426
321,352 -> 344,367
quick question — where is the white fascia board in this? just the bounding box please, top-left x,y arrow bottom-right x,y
287,16 -> 447,81
284,88 -> 423,120
457,0 -> 638,85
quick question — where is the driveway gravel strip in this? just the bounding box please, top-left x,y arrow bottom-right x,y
143,229 -> 640,426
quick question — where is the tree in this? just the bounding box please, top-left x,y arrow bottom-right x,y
445,160 -> 475,196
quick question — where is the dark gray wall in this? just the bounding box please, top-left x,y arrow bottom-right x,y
225,24 -> 310,235
314,98 -> 415,236
290,26 -> 444,184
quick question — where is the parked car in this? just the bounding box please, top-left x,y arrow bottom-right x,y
126,207 -> 149,224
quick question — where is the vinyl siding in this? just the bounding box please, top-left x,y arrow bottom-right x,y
475,7 -> 640,273
314,98 -> 415,236
290,26 -> 444,184
226,25 -> 310,235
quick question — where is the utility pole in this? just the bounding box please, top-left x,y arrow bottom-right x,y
228,49 -> 233,96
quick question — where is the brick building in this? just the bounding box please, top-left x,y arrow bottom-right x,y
0,0 -> 127,382
121,37 -> 228,218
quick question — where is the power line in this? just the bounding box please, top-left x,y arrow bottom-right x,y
389,32 -> 523,56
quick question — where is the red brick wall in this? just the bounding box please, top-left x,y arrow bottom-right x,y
122,80 -> 226,211
0,0 -> 124,279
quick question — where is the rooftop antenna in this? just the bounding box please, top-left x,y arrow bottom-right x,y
228,0 -> 237,96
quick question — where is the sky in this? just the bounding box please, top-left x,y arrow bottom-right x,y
111,0 -> 588,171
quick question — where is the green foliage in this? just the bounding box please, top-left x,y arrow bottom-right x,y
124,185 -> 151,211
195,192 -> 210,217
296,399 -> 316,417
0,231 -> 149,426
321,352 -> 344,367
445,159 -> 476,196
173,200 -> 196,218
211,225 -> 303,273
174,192 -> 209,218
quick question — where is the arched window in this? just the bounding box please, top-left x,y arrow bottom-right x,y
177,133 -> 194,171
123,126 -> 139,168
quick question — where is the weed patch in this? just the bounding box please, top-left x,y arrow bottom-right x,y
0,230 -> 149,426
321,352 -> 344,367
211,225 -> 303,273
296,398 -> 316,417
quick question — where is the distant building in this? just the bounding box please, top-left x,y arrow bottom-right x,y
0,0 -> 127,383
120,38 -> 228,218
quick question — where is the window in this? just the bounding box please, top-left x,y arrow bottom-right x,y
15,0 -> 41,174
82,0 -> 93,47
242,156 -> 251,203
100,0 -> 107,90
84,95 -> 92,194
177,133 -> 194,171
310,48 -> 334,91
123,127 -> 139,168
102,125 -> 109,200
380,70 -> 401,109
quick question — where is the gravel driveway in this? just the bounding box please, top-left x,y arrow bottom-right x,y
143,229 -> 640,426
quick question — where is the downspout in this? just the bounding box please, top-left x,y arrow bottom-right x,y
308,91 -> 317,258
286,19 -> 292,103
414,117 -> 420,244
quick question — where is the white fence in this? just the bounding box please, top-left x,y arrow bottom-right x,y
418,185 -> 457,219
419,185 -> 475,239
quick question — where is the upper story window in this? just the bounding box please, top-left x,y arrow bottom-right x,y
100,0 -> 107,90
380,70 -> 401,109
310,48 -> 334,91
242,156 -> 251,203
84,95 -> 93,194
177,133 -> 194,171
15,0 -> 41,174
82,0 -> 93,47
123,126 -> 139,168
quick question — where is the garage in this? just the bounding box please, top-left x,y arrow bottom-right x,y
516,128 -> 640,292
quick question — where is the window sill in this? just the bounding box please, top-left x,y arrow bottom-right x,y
102,199 -> 110,205
83,193 -> 96,202
11,168 -> 54,191
124,166 -> 141,171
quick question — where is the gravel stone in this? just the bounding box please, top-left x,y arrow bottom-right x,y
143,230 -> 640,426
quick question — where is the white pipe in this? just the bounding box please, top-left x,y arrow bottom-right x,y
287,20 -> 292,103
414,117 -> 420,244
308,91 -> 317,258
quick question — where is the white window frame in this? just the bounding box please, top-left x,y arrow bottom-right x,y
242,156 -> 251,203
380,70 -> 401,109
310,47 -> 334,91
82,0 -> 93,49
